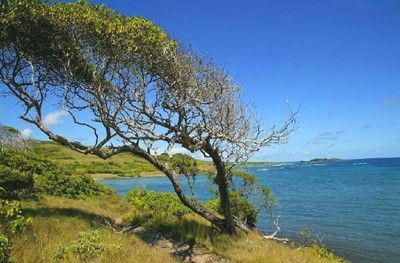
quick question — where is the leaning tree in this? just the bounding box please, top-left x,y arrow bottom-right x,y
0,0 -> 295,234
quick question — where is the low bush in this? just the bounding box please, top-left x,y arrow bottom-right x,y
54,230 -> 121,261
0,234 -> 9,263
0,150 -> 112,199
36,172 -> 113,199
299,228 -> 347,262
0,199 -> 32,263
206,190 -> 258,226
0,166 -> 35,199
127,189 -> 190,217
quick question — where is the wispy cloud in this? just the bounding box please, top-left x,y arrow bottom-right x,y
21,128 -> 32,138
381,96 -> 400,106
311,130 -> 345,145
312,136 -> 338,145
43,110 -> 68,127
317,132 -> 332,137
361,124 -> 373,129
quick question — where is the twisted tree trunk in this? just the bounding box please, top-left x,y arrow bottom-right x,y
205,143 -> 236,235
130,146 -> 229,232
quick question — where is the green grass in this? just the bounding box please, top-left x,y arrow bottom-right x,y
12,196 -> 175,263
9,141 -> 345,262
32,141 -> 160,177
32,141 -> 213,179
11,195 -> 345,263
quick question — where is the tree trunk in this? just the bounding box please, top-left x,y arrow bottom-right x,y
204,143 -> 236,235
130,146 -> 228,232
215,166 -> 236,234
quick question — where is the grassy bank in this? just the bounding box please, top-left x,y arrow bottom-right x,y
13,196 -> 175,263
33,141 -> 213,179
13,195 -> 345,263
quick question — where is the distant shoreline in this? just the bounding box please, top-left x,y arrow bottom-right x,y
92,172 -> 165,180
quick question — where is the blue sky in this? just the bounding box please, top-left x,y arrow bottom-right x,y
1,0 -> 400,161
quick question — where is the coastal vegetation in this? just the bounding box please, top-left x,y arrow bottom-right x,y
32,141 -> 213,179
0,0 -> 296,234
0,131 -> 345,262
0,1 -> 345,262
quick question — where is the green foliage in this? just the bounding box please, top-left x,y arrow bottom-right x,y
0,199 -> 32,263
160,153 -> 200,194
231,170 -> 257,185
37,172 -> 113,199
260,186 -> 277,213
127,189 -> 190,217
0,149 -> 62,176
54,230 -> 121,261
0,234 -> 9,263
0,150 -> 112,199
159,153 -> 199,176
299,228 -> 347,262
206,190 -> 258,226
305,244 -> 347,262
33,141 -> 163,177
0,0 -> 176,85
0,200 -> 32,235
0,166 -> 35,199
230,170 -> 278,223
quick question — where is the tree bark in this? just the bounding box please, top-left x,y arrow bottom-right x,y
204,143 -> 236,235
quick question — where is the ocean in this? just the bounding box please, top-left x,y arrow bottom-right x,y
99,158 -> 400,263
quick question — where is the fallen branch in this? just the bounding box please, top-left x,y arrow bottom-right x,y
261,216 -> 289,243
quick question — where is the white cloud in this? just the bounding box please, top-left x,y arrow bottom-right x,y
21,128 -> 32,138
150,146 -> 208,160
382,96 -> 400,106
43,110 -> 68,127
170,147 -> 191,155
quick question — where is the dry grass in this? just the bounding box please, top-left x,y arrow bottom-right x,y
214,232 -> 344,263
11,196 -> 344,263
11,197 -> 175,263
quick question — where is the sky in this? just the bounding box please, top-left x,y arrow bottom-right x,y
1,0 -> 400,161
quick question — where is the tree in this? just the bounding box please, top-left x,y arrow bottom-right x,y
0,125 -> 31,151
0,0 -> 295,234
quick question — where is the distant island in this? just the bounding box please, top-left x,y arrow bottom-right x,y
307,158 -> 342,163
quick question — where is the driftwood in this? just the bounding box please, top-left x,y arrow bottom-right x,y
261,216 -> 289,243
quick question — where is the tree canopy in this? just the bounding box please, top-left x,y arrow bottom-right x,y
0,0 -> 295,234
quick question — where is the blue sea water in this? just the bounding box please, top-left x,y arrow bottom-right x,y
100,158 -> 400,263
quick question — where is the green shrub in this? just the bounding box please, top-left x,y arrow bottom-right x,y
0,234 -> 9,263
0,199 -> 32,263
54,230 -> 121,261
299,228 -> 347,262
159,153 -> 199,176
0,150 -> 112,199
0,166 -> 35,199
36,172 -> 113,199
206,190 -> 258,226
127,189 -> 190,217
0,150 -> 58,176
0,200 -> 32,235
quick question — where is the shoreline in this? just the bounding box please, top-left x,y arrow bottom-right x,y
92,162 -> 287,181
92,172 -> 166,181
